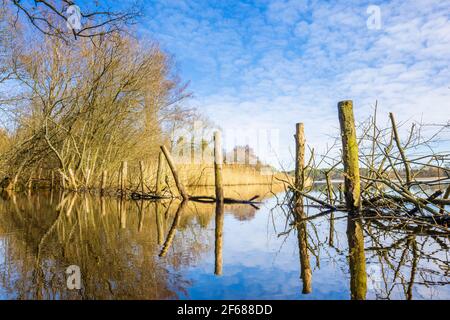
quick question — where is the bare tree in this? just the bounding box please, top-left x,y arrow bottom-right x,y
5,0 -> 141,40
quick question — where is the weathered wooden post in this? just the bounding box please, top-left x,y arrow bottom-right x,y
214,131 -> 224,203
100,170 -> 107,195
50,170 -> 54,190
120,161 -> 128,196
155,151 -> 164,196
293,123 -> 312,293
337,100 -> 361,212
160,145 -> 189,200
139,160 -> 145,195
294,123 -> 305,197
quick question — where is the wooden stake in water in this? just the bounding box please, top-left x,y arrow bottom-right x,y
139,160 -> 145,194
160,145 -> 189,201
100,170 -> 107,195
295,123 -> 305,196
293,123 -> 312,293
120,161 -> 128,196
50,170 -> 54,190
214,131 -> 224,203
337,100 -> 361,212
155,151 -> 164,196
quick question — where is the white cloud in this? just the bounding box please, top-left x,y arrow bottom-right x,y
142,0 -> 450,169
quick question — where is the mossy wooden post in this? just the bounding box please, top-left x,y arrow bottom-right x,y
347,217 -> 367,300
337,101 -> 361,212
214,131 -> 224,204
139,160 -> 145,195
100,170 -> 107,195
160,145 -> 189,201
155,151 -> 164,196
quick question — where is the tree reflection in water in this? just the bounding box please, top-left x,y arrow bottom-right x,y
0,189 -> 448,300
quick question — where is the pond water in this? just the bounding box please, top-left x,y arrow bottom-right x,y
0,188 -> 448,300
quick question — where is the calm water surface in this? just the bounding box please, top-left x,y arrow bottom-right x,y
0,188 -> 448,299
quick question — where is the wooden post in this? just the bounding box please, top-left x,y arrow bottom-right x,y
100,170 -> 107,195
214,131 -> 224,203
139,160 -> 145,195
155,151 -> 164,195
293,123 -> 311,293
337,101 -> 361,212
120,161 -> 128,196
50,170 -> 54,190
160,145 -> 189,200
295,123 -> 305,195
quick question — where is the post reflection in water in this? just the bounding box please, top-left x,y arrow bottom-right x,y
155,201 -> 165,245
0,188 -> 448,300
214,201 -> 224,276
159,200 -> 188,257
294,195 -> 312,294
346,215 -> 367,300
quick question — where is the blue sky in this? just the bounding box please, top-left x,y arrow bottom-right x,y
137,0 -> 450,169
